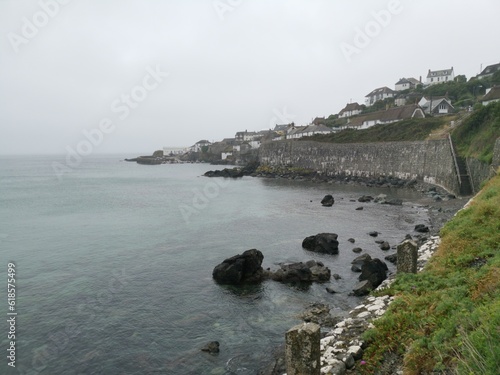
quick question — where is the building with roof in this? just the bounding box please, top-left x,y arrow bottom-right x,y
346,104 -> 425,130
395,77 -> 421,91
365,86 -> 397,106
338,102 -> 364,118
481,86 -> 500,105
419,96 -> 455,115
477,63 -> 500,80
426,67 -> 454,85
190,139 -> 211,152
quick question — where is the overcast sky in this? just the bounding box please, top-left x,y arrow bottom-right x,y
0,0 -> 499,155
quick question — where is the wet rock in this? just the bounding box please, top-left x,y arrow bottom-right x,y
358,195 -> 373,203
352,280 -> 373,296
374,194 -> 387,203
385,253 -> 398,263
302,233 -> 339,255
359,258 -> 388,289
384,199 -> 403,206
326,287 -> 337,294
321,195 -> 335,207
212,249 -> 264,284
348,238 -> 355,243
368,231 -> 379,237
379,241 -> 391,251
271,260 -> 330,283
332,274 -> 342,280
355,206 -> 364,210
201,341 -> 220,354
414,224 -> 429,233
352,247 -> 363,253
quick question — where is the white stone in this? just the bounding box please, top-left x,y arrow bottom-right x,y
357,311 -> 371,318
333,327 -> 344,335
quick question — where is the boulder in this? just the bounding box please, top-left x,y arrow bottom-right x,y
379,241 -> 391,251
374,194 -> 387,203
383,199 -> 403,206
358,195 -> 373,203
321,194 -> 335,207
352,280 -> 373,296
212,249 -> 264,284
385,253 -> 398,263
272,260 -> 330,283
355,206 -> 364,210
414,224 -> 430,233
348,238 -> 355,243
359,258 -> 388,289
201,341 -> 220,354
368,231 -> 379,237
352,247 -> 363,253
302,233 -> 339,255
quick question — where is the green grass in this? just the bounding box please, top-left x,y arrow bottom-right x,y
361,170 -> 500,375
452,101 -> 500,163
305,117 -> 449,144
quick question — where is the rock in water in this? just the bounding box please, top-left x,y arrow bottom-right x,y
271,260 -> 331,283
414,224 -> 430,233
201,341 -> 220,354
359,258 -> 388,289
321,194 -> 335,207
302,233 -> 339,254
212,249 -> 264,284
379,241 -> 391,250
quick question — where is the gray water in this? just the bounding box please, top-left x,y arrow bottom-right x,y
0,155 -> 429,374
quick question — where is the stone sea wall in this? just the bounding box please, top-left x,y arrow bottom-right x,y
259,139 -> 460,194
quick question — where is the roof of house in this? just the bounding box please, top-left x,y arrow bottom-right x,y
478,63 -> 500,77
339,102 -> 363,114
348,105 -> 424,127
299,124 -> 332,133
481,86 -> 500,102
287,126 -> 306,135
396,77 -> 421,86
423,98 -> 454,112
273,123 -> 293,131
427,67 -> 454,78
365,86 -> 397,97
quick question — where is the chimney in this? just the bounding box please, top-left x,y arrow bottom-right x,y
419,76 -> 422,82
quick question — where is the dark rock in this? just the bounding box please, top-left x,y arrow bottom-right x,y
379,241 -> 391,251
271,260 -> 330,283
352,247 -> 363,253
374,194 -> 387,203
326,287 -> 337,294
414,224 -> 430,233
375,240 -> 384,244
352,280 -> 374,296
351,264 -> 362,272
368,231 -> 379,237
201,341 -> 220,354
385,253 -> 397,263
355,206 -> 364,210
302,233 -> 339,254
352,253 -> 372,265
358,195 -> 373,203
348,238 -> 355,243
405,234 -> 413,240
321,195 -> 335,207
359,258 -> 388,289
212,249 -> 264,285
299,303 -> 337,326
332,273 -> 341,280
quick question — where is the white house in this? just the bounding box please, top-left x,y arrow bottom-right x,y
481,86 -> 500,105
346,104 -> 425,130
338,102 -> 363,118
191,140 -> 211,152
395,77 -> 421,91
419,96 -> 454,115
426,67 -> 454,85
221,152 -> 233,160
477,63 -> 500,80
365,86 -> 397,106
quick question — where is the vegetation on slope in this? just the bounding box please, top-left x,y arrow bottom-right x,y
452,101 -> 500,163
360,170 -> 500,374
305,116 -> 449,144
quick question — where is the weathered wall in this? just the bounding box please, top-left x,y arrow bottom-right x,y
259,139 -> 461,194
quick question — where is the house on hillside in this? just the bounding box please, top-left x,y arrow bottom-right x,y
426,67 -> 454,85
286,126 -> 307,139
477,63 -> 500,80
346,104 -> 425,130
235,130 -> 260,142
297,124 -> 332,138
338,102 -> 364,118
419,96 -> 454,115
481,86 -> 500,105
191,140 -> 211,152
365,87 -> 397,106
395,77 -> 421,91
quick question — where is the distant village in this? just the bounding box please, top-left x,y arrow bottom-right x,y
163,62 -> 500,164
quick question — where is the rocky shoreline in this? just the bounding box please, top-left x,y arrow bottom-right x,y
203,162 -> 469,374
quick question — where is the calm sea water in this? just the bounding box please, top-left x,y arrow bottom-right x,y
0,155 -> 429,375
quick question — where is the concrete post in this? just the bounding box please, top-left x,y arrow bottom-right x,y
397,240 -> 418,274
285,322 -> 321,375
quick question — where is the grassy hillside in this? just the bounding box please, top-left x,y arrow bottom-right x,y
306,116 -> 450,143
452,101 -> 500,163
361,170 -> 500,374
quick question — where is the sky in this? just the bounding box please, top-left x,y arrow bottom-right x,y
0,0 -> 499,155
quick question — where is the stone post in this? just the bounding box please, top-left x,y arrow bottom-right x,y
397,240 -> 418,274
285,322 -> 321,375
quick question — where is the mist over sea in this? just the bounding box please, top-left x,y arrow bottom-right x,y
0,155 -> 429,374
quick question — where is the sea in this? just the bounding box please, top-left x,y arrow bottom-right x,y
0,155 -> 429,375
